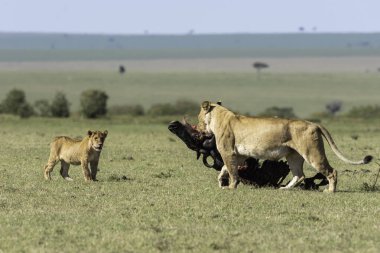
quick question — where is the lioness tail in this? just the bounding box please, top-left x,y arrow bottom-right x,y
318,125 -> 372,165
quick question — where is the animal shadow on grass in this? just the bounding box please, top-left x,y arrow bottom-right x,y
106,174 -> 132,182
339,167 -> 380,193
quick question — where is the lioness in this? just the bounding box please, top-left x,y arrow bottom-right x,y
197,101 -> 372,192
44,130 -> 108,181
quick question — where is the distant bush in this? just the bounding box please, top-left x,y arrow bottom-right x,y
18,102 -> 34,118
1,89 -> 27,115
174,99 -> 199,115
258,106 -> 297,118
147,99 -> 199,116
51,92 -> 70,118
34,99 -> 52,117
147,103 -> 177,116
346,105 -> 380,118
80,90 -> 108,118
108,104 -> 145,116
326,101 -> 342,116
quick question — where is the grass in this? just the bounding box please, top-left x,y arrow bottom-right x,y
1,71 -> 380,117
0,115 -> 380,252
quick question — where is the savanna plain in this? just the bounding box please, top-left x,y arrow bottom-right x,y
1,59 -> 380,253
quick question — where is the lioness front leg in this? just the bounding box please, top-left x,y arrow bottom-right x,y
90,160 -> 99,181
218,165 -> 229,188
81,159 -> 92,182
221,154 -> 239,189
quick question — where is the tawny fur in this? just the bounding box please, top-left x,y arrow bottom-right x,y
197,101 -> 372,192
43,130 -> 108,181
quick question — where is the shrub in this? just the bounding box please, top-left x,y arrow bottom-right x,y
147,99 -> 199,116
147,103 -> 177,116
1,89 -> 26,115
34,99 -> 51,117
346,105 -> 380,118
258,106 -> 297,118
108,104 -> 145,116
51,92 -> 70,118
80,90 -> 108,118
326,101 -> 342,116
17,102 -> 34,118
174,99 -> 199,115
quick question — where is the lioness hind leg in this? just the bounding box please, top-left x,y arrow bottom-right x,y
318,164 -> 337,193
306,148 -> 337,192
281,151 -> 305,189
60,161 -> 73,181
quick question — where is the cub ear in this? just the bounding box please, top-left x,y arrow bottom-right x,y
216,100 -> 222,106
201,101 -> 211,112
103,130 -> 108,136
88,130 -> 93,136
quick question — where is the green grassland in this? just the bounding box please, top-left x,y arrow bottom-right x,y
0,116 -> 380,253
0,71 -> 380,117
1,33 -> 380,252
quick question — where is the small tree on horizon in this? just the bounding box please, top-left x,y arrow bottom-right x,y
253,62 -> 269,80
1,89 -> 26,115
51,92 -> 70,117
80,90 -> 108,118
326,101 -> 342,116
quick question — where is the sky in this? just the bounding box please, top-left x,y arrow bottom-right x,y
0,0 -> 379,34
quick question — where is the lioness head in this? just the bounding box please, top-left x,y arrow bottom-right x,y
88,130 -> 108,151
197,101 -> 222,133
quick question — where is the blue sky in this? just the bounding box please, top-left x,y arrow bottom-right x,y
0,0 -> 379,34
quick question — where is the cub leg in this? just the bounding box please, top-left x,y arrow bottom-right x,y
81,159 -> 92,182
281,151 -> 305,189
44,155 -> 58,180
90,160 -> 99,181
59,161 -> 73,181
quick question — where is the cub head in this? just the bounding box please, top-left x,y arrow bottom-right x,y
197,101 -> 222,133
88,130 -> 108,151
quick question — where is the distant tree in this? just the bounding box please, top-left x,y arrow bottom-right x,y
80,90 -> 108,118
1,89 -> 27,115
119,65 -> 126,74
51,92 -> 70,118
34,99 -> 51,117
253,62 -> 269,80
326,101 -> 342,116
17,102 -> 34,118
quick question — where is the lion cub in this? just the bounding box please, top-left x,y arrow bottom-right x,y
44,130 -> 108,181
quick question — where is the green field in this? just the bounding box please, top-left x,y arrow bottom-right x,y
0,71 -> 379,117
1,32 -> 380,252
0,116 -> 379,252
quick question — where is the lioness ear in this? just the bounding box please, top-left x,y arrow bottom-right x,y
217,101 -> 222,106
88,130 -> 93,136
103,130 -> 108,136
201,101 -> 211,112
